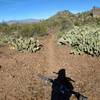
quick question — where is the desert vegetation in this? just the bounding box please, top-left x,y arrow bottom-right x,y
0,22 -> 48,52
58,26 -> 100,56
0,10 -> 100,56
0,10 -> 100,55
45,10 -> 100,56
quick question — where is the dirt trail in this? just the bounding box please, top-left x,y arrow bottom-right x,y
47,34 -> 55,67
46,34 -> 57,73
45,33 -> 66,74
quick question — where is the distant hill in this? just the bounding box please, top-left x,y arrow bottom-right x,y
7,19 -> 40,24
47,9 -> 99,27
47,10 -> 75,21
46,10 -> 76,31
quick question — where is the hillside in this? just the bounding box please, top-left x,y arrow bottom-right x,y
46,10 -> 100,27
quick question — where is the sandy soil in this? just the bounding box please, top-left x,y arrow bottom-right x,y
0,34 -> 100,100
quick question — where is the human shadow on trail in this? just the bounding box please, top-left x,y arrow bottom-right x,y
50,69 -> 75,100
38,68 -> 88,100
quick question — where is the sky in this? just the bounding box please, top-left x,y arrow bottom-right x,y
0,0 -> 100,22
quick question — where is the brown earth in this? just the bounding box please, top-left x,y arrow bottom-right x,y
0,33 -> 100,100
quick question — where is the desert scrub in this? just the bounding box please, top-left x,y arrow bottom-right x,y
9,37 -> 41,53
19,23 -> 48,37
58,26 -> 100,56
0,34 -> 12,46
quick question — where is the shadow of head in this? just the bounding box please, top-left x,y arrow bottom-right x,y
57,69 -> 66,77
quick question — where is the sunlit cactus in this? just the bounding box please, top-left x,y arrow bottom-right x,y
10,37 -> 41,53
58,26 -> 100,56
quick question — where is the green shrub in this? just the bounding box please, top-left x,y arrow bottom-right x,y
32,23 -> 47,37
9,37 -> 41,53
16,23 -> 48,37
58,26 -> 100,56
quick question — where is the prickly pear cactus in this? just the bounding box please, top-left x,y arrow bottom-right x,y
58,26 -> 100,56
10,37 -> 41,53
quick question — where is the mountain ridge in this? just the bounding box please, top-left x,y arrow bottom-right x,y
6,18 -> 40,24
